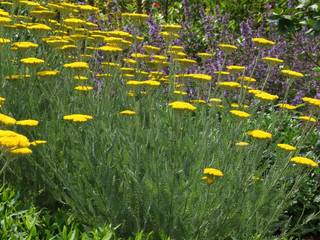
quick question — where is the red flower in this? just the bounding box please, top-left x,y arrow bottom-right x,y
152,2 -> 160,8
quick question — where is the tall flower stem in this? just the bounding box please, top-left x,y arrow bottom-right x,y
210,55 -> 227,101
261,65 -> 271,91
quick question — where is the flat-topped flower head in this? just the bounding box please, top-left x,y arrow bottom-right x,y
173,58 -> 197,67
281,69 -> 304,78
63,18 -> 86,27
252,37 -> 275,47
159,31 -> 179,41
230,110 -> 251,118
74,85 -> 93,91
99,45 -> 123,53
30,140 -> 47,146
63,114 -> 93,123
302,97 -> 320,108
217,81 -> 241,89
119,110 -> 136,116
277,103 -> 298,110
144,45 -> 160,54
203,167 -> 224,177
254,92 -> 279,101
298,116 -> 317,123
10,147 -> 32,155
20,57 -> 44,65
226,65 -> 245,73
197,52 -> 213,61
247,129 -> 272,140
174,90 -> 187,96
0,38 -> 10,44
237,76 -> 256,83
63,61 -> 89,69
16,119 -> 39,127
37,70 -> 60,77
161,24 -> 182,33
236,141 -> 249,147
169,101 -> 196,111
290,156 -> 318,168
261,57 -> 284,66
277,143 -> 297,152
122,13 -> 148,22
218,43 -> 237,54
177,73 -> 212,82
0,113 -> 16,125
12,41 -> 39,50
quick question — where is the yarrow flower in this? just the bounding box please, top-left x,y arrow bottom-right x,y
20,57 -> 44,65
168,101 -> 196,111
298,116 -> 317,123
281,69 -> 304,78
252,37 -> 275,47
226,65 -> 245,73
230,110 -> 251,118
277,143 -> 297,152
119,110 -> 136,116
290,156 -> 318,168
16,119 -> 39,127
202,167 -> 224,185
247,129 -> 272,140
63,114 -> 93,123
218,43 -> 237,54
261,57 -> 284,66
63,62 -> 89,69
236,141 -> 249,147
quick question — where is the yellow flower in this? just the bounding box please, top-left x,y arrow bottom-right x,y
0,97 -> 5,105
261,57 -> 284,65
177,73 -> 212,82
290,156 -> 318,168
277,143 -> 297,152
298,116 -> 317,123
30,140 -> 47,146
168,101 -> 196,111
230,110 -> 251,118
131,53 -> 149,60
74,85 -> 93,91
203,167 -> 224,177
254,92 -> 279,101
27,23 -> 52,31
159,31 -> 179,41
237,76 -> 256,83
16,119 -> 39,127
161,24 -> 182,33
29,10 -> 56,19
174,90 -> 188,95
214,71 -> 230,76
37,70 -> 60,77
197,52 -> 213,61
121,13 -> 148,22
74,75 -> 88,81
190,99 -> 206,104
119,110 -> 136,116
226,65 -> 245,73
302,97 -> 320,108
12,41 -> 38,49
236,141 -> 249,147
0,113 -> 16,125
218,43 -> 237,54
20,57 -> 44,65
252,37 -> 275,47
63,62 -> 89,69
230,103 -> 249,109
0,131 -> 30,148
98,45 -> 123,53
63,18 -> 86,27
5,74 -> 30,81
63,114 -> 93,123
144,45 -> 161,54
78,4 -> 99,12
209,98 -> 222,104
0,16 -> 12,25
247,129 -> 272,140
142,80 -> 161,87
281,69 -> 304,78
217,81 -> 241,89
202,176 -> 214,185
10,147 -> 32,155
0,38 -> 11,44
277,103 -> 298,110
